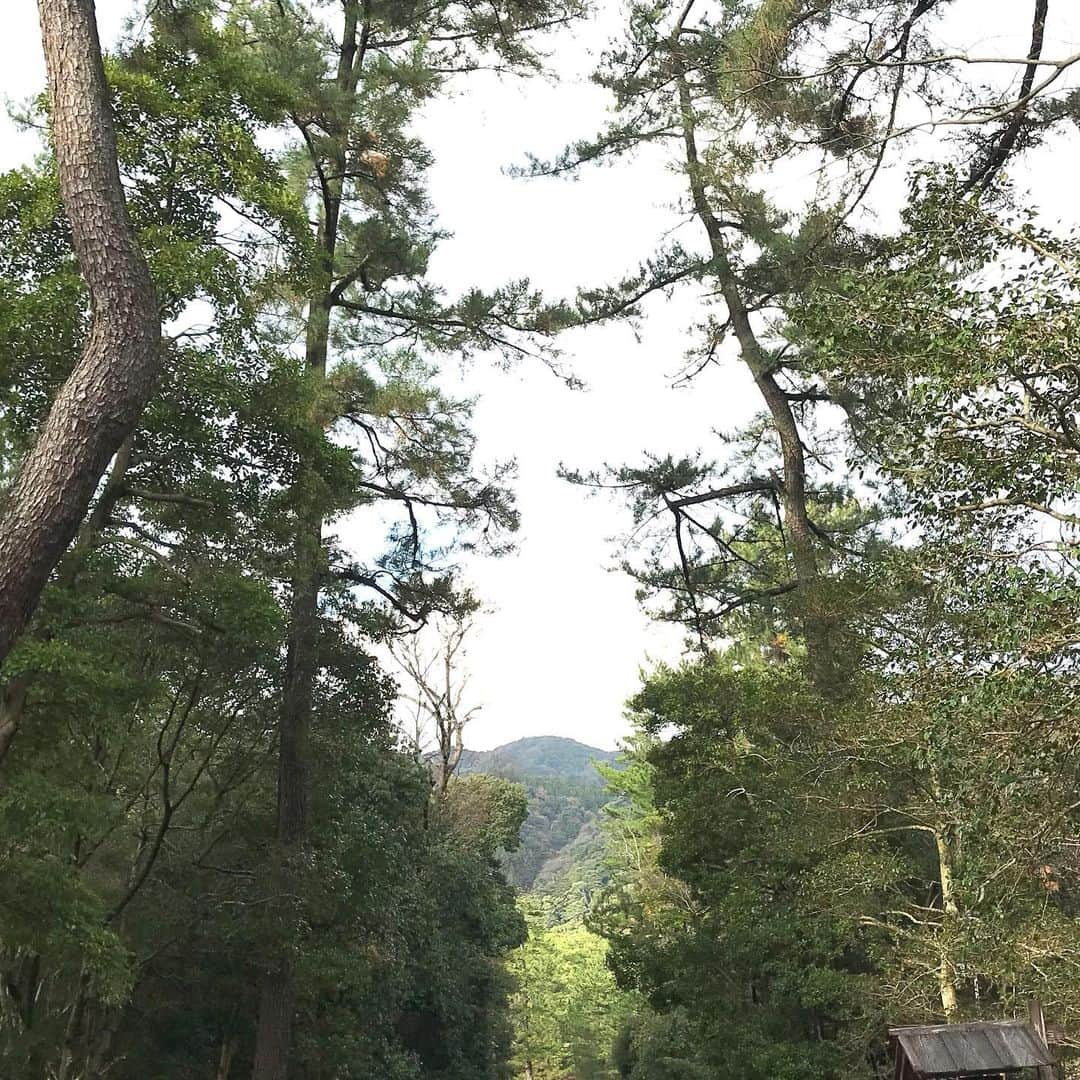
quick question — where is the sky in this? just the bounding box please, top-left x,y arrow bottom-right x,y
2,1 -> 1078,751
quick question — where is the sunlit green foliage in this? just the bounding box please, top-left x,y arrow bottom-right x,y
510,903 -> 639,1080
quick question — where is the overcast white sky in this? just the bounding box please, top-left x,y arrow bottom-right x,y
2,1 -> 1078,750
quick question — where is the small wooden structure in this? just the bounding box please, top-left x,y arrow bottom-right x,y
890,1015 -> 1058,1080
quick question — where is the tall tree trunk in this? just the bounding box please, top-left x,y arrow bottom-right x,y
933,820 -> 959,1015
250,534 -> 320,1080
675,74 -> 837,685
930,766 -> 959,1020
249,230 -> 334,1080
934,825 -> 960,1019
55,967 -> 90,1080
251,965 -> 296,1080
0,0 -> 161,665
250,9 -> 361,1074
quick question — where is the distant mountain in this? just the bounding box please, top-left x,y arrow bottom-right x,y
459,736 -> 617,785
458,736 -> 619,902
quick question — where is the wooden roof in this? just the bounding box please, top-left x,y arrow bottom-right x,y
889,1020 -> 1056,1077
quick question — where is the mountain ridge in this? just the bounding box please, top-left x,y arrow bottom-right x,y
459,735 -> 618,785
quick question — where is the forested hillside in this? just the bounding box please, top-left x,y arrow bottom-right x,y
1,2 -> 1078,1080
459,737 -> 617,896
463,739 -> 637,1077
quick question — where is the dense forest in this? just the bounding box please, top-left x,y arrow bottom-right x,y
1,0 -> 1079,1078
459,738 -> 617,896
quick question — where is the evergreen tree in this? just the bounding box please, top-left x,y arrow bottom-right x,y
0,0 -> 578,1074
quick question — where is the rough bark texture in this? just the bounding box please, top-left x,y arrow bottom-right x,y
0,0 -> 161,665
251,964 -> 296,1080
249,537 -> 320,1079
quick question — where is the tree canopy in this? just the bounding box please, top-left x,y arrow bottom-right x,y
1,2 -> 1078,1078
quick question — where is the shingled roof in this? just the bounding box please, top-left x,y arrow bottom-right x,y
890,1020 -> 1056,1078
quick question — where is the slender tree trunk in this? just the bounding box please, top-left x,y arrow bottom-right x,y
928,762 -> 960,1019
16,952 -> 40,1031
0,0 -> 160,666
251,966 -> 296,1080
250,535 -> 320,1080
84,1003 -> 122,1077
249,240 -> 333,1080
675,74 -> 837,685
251,9 -> 362,1073
934,825 -> 959,1019
55,967 -> 90,1080
0,949 -> 41,1036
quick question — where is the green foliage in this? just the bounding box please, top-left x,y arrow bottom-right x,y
459,738 -> 619,894
529,11 -> 1080,1072
531,816 -> 609,926
510,904 -> 639,1080
794,172 -> 1080,537
592,557 -> 1080,1077
442,773 -> 530,858
0,0 -> 580,1073
534,0 -> 947,648
3,4 -> 1080,1080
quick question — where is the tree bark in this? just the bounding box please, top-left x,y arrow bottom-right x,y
675,73 -> 838,686
934,824 -> 960,1019
0,0 -> 161,665
929,765 -> 960,1020
250,7 -> 361,1075
250,539 -> 320,1080
55,967 -> 90,1080
251,964 -> 296,1080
